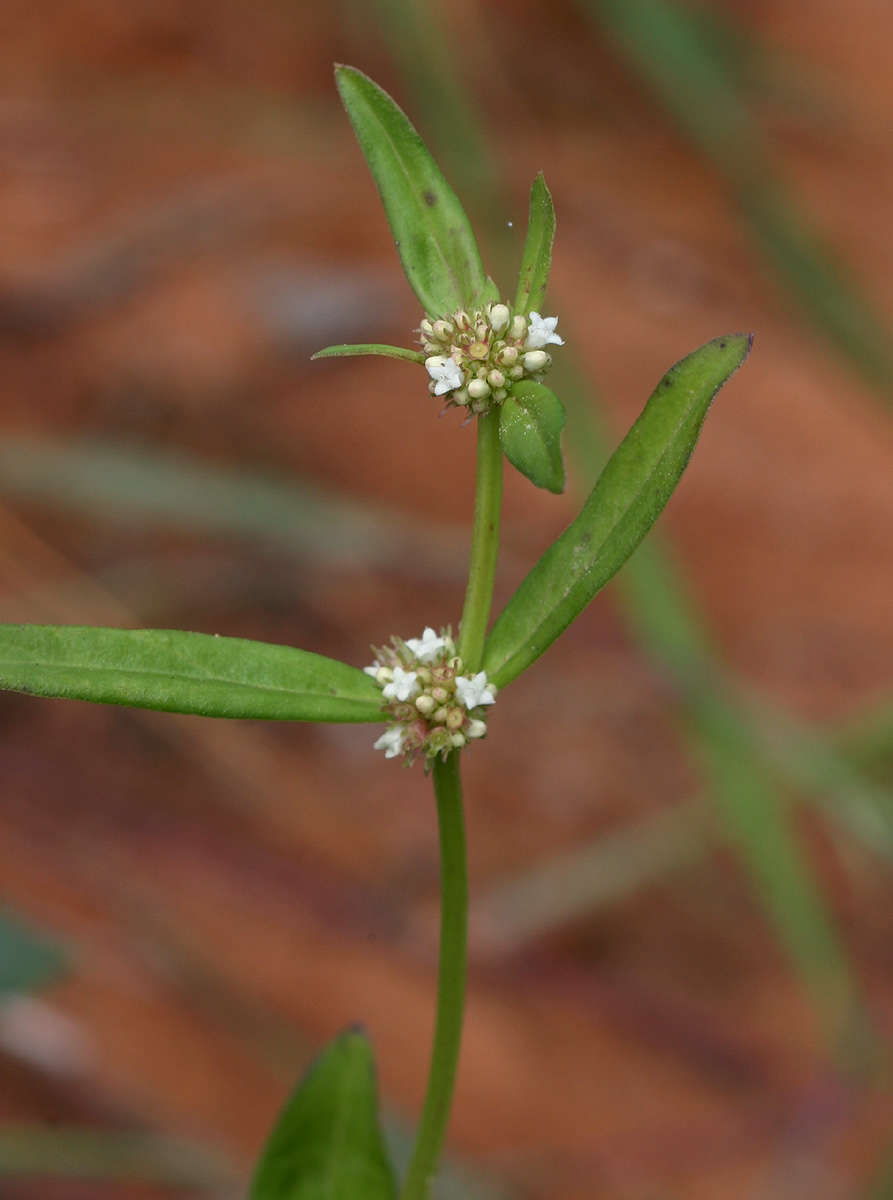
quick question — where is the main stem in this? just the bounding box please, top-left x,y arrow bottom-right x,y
399,753 -> 467,1200
457,409 -> 503,672
401,413 -> 504,1200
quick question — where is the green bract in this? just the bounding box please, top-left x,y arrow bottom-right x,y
483,334 -> 753,687
514,173 -> 556,316
250,1030 -> 396,1200
335,65 -> 496,316
0,626 -> 384,723
498,380 -> 567,494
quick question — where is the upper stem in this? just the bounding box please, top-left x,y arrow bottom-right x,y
399,753 -> 468,1200
457,410 -> 504,672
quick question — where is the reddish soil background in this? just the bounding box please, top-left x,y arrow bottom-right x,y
1,2 -> 891,1197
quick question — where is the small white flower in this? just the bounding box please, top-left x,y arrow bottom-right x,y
425,355 -> 464,396
525,312 -> 564,350
374,726 -> 406,758
364,664 -> 380,677
405,627 -> 448,662
455,671 -> 497,710
382,666 -> 420,702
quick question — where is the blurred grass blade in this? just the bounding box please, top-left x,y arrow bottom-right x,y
472,803 -> 704,956
312,343 -> 423,363
484,335 -> 751,687
0,625 -> 383,722
588,0 -> 893,398
0,1127 -> 234,1188
514,174 -> 556,316
498,381 -> 566,494
335,65 -> 493,315
250,1029 -> 396,1199
0,910 -> 66,995
0,435 -> 467,576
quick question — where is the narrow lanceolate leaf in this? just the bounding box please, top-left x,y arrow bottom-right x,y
335,65 -> 491,316
251,1030 -> 397,1200
498,381 -> 566,494
514,173 -> 556,316
483,334 -> 753,687
312,343 -> 423,364
0,626 -> 384,723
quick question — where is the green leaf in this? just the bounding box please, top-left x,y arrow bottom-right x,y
312,343 -> 423,364
0,625 -> 384,723
335,65 -> 490,316
0,909 -> 66,996
483,334 -> 752,686
513,173 -> 556,316
250,1029 -> 397,1200
498,381 -> 566,494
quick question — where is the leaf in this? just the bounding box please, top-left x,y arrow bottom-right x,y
483,334 -> 753,687
0,909 -> 66,996
335,65 -> 490,316
513,174 -> 556,316
498,381 -> 566,494
0,625 -> 384,723
312,343 -> 423,364
250,1029 -> 397,1200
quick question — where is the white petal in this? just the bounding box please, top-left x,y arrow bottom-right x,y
374,727 -> 406,758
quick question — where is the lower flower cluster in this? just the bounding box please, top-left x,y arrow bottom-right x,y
365,627 -> 496,766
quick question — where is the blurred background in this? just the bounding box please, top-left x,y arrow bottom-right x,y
1,1 -> 892,1197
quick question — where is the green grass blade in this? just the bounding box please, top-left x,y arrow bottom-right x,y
484,335 -> 752,687
335,65 -> 491,316
513,174 -> 556,316
0,625 -> 383,723
250,1030 -> 397,1200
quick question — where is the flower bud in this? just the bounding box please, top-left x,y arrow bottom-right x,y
466,719 -> 487,739
510,314 -> 528,341
468,379 -> 491,401
445,707 -> 465,731
475,321 -> 488,341
376,667 -> 393,683
431,686 -> 449,703
509,364 -> 524,380
416,694 -> 436,716
433,319 -> 454,340
523,349 -> 549,373
453,309 -> 471,332
497,345 -> 519,366
419,318 -> 434,337
432,706 -> 449,724
487,369 -> 505,388
488,303 -> 510,334
493,388 -> 507,402
450,733 -> 466,749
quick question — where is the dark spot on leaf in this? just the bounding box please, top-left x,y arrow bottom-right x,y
719,340 -> 727,349
423,190 -> 437,206
662,376 -> 672,389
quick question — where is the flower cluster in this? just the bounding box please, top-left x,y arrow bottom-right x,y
421,304 -> 564,416
365,627 -> 497,765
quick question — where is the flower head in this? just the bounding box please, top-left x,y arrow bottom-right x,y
365,627 -> 496,765
454,671 -> 497,710
525,312 -> 564,350
374,726 -> 406,759
425,355 -> 464,396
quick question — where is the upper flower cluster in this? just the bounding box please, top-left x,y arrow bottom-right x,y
365,627 -> 497,765
421,303 -> 564,416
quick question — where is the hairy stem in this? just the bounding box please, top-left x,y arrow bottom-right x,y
399,753 -> 468,1200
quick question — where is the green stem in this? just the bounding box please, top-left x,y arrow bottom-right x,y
457,410 -> 503,672
399,753 -> 468,1200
